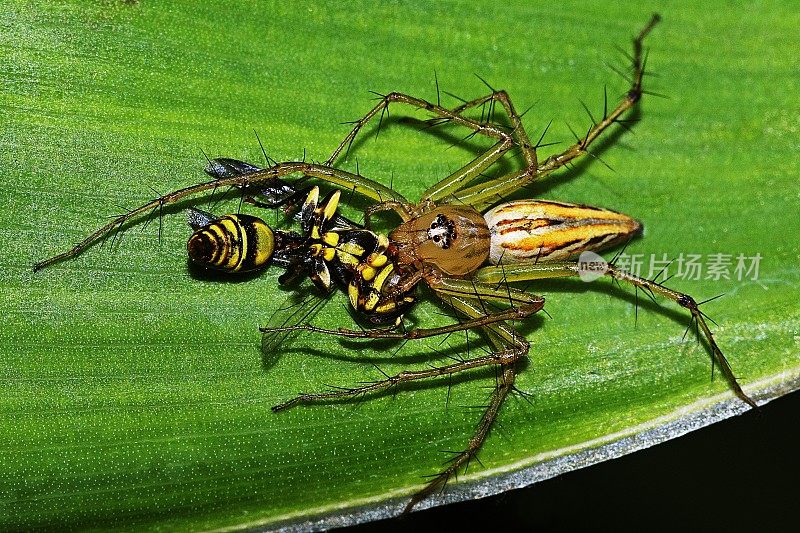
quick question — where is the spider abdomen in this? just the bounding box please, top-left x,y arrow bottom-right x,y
484,199 -> 642,264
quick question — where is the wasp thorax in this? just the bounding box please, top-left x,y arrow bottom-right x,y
187,214 -> 275,273
389,205 -> 490,276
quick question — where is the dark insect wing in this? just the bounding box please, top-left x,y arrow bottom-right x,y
204,158 -> 299,208
260,287 -> 331,368
186,207 -> 216,230
205,157 -> 361,231
204,157 -> 265,178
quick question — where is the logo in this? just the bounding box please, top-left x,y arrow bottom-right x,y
577,251 -> 609,282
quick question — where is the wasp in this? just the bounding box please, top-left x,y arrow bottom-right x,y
33,14 -> 755,513
187,157 -> 417,324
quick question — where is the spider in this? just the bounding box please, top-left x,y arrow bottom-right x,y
33,14 -> 754,513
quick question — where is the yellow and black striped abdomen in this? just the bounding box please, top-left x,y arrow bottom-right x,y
484,200 -> 642,263
187,214 -> 275,272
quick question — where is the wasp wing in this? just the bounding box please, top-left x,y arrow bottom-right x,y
260,285 -> 331,369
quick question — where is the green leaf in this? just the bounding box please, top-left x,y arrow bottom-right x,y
4,2 -> 798,530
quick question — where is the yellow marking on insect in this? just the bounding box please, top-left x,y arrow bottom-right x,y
323,247 -> 336,262
336,249 -> 361,267
219,217 -> 242,269
323,232 -> 340,246
372,263 -> 395,291
317,261 -> 331,288
364,290 -> 380,311
309,243 -> 324,257
377,234 -> 389,249
338,241 -> 366,257
484,199 -> 641,263
375,301 -> 398,314
252,219 -> 275,268
360,265 -> 377,281
323,190 -> 341,221
348,281 -> 359,309
367,252 -> 387,268
305,186 -> 319,208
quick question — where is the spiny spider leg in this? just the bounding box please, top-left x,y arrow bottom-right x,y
474,260 -> 757,408
326,92 -> 516,166
259,298 -> 541,342
404,363 -> 516,513
450,13 -> 661,212
404,293 -> 527,512
270,290 -> 530,513
33,161 -> 407,271
362,138 -> 516,223
438,88 -> 538,170
272,348 -> 519,413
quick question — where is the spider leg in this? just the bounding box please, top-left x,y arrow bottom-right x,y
326,92 -> 515,166
269,290 -> 530,513
474,259 -> 757,409
449,14 -> 661,212
258,293 -> 541,341
364,200 -> 416,227
442,88 -> 538,170
420,140 -> 513,205
34,161 -> 407,271
403,363 -> 516,513
401,293 -> 528,512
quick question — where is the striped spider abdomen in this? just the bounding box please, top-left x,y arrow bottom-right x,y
483,199 -> 642,264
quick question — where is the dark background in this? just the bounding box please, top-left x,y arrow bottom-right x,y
342,388 -> 799,531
